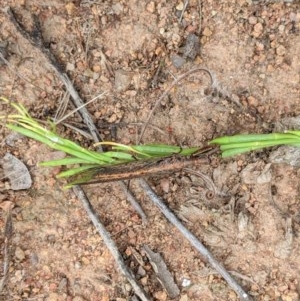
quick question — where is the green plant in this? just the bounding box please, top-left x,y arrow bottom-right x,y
0,97 -> 204,187
210,132 -> 300,157
2,97 -> 300,187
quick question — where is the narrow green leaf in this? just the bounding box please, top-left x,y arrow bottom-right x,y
219,138 -> 300,151
210,133 -> 300,145
129,144 -> 182,156
39,158 -> 103,166
7,124 -> 110,164
101,142 -> 151,157
221,146 -> 264,157
103,151 -> 136,161
112,144 -> 201,157
285,130 -> 300,137
57,165 -> 100,178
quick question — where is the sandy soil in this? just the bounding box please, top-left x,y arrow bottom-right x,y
0,1 -> 299,301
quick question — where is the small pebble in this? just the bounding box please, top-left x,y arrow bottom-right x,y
202,27 -> 213,37
15,246 -> 26,261
176,2 -> 184,11
146,1 -> 155,13
247,96 -> 258,107
248,16 -> 258,24
252,23 -> 263,37
276,45 -> 286,56
74,261 -> 82,269
154,291 -> 167,301
160,178 -> 170,193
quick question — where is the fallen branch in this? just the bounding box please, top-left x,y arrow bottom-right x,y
139,179 -> 253,301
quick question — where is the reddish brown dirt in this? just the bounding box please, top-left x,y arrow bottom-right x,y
0,1 -> 299,301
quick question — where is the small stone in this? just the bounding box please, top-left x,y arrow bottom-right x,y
125,90 -> 137,97
275,56 -> 284,65
47,293 -> 60,301
276,45 -> 286,56
114,70 -> 132,92
248,16 -> 257,24
74,261 -> 81,269
100,75 -> 109,82
15,247 -> 26,261
282,291 -> 299,301
171,54 -> 186,68
137,266 -> 146,277
66,62 -> 75,71
231,292 -> 240,300
112,3 -> 123,15
83,68 -> 94,78
154,291 -> 167,301
181,278 -> 191,287
202,27 -> 213,37
108,113 -> 117,123
256,42 -> 264,51
146,1 -> 155,13
160,178 -> 170,193
247,96 -> 258,107
49,282 -> 58,291
140,276 -> 148,285
172,33 -> 181,44
254,23 -> 263,32
179,295 -> 188,301
176,2 -> 184,10
81,256 -> 90,265
65,2 -> 76,15
252,23 -> 263,37
267,64 -> 275,72
257,163 -> 272,184
278,25 -> 285,32
278,285 -> 289,292
92,65 -> 101,72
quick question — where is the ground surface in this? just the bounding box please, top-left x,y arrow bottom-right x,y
0,1 -> 300,301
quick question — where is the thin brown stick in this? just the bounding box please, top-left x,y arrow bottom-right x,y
139,179 -> 253,301
0,208 -> 13,292
119,181 -> 148,224
139,67 -> 214,142
179,0 -> 189,23
72,186 -> 150,301
197,0 -> 203,36
78,154 -> 208,185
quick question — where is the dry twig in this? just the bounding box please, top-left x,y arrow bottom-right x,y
139,179 -> 253,301
0,207 -> 13,292
72,186 -> 150,301
179,0 -> 189,23
119,181 -> 148,224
